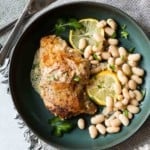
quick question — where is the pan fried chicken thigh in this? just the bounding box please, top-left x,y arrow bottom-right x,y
31,35 -> 97,119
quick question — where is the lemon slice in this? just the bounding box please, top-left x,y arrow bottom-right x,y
87,71 -> 119,106
69,18 -> 104,49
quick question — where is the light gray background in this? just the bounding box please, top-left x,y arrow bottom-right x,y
0,0 -> 149,150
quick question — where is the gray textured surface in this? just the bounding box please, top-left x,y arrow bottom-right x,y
0,0 -> 150,150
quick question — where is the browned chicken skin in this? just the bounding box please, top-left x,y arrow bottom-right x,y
31,35 -> 97,119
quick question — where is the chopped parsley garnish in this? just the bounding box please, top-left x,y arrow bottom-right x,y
128,47 -> 135,53
48,117 -> 74,137
109,64 -> 115,71
111,32 -> 117,38
120,24 -> 129,39
93,53 -> 100,61
141,88 -> 146,98
121,55 -> 125,61
54,18 -> 83,35
123,109 -> 129,117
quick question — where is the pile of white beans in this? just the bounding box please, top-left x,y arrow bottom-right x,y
77,18 -> 145,139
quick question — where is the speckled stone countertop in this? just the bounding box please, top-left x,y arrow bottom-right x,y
0,0 -> 149,150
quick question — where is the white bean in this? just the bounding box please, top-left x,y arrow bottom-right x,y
122,88 -> 130,100
113,111 -> 121,118
127,105 -> 140,114
118,47 -> 128,57
88,55 -> 94,60
128,112 -> 133,119
128,60 -> 138,67
132,67 -> 144,76
92,45 -> 103,52
102,107 -> 113,116
90,60 -> 99,65
106,127 -> 120,133
78,38 -> 87,49
115,57 -> 124,66
89,125 -> 98,139
118,114 -> 129,126
122,63 -> 131,76
134,90 -> 143,101
97,20 -> 107,28
91,114 -> 105,124
108,38 -> 118,45
108,57 -> 115,65
128,80 -> 137,90
108,45 -> 119,57
84,45 -> 92,58
110,118 -> 121,127
130,99 -> 139,106
106,96 -> 114,107
117,70 -> 128,85
128,53 -> 141,62
122,98 -> 129,105
114,83 -> 122,95
104,27 -> 115,37
91,66 -> 101,74
77,118 -> 85,129
105,119 -> 111,127
101,52 -> 111,60
129,90 -> 135,98
96,124 -> 106,135
131,75 -> 142,84
107,19 -> 117,30
114,101 -> 123,109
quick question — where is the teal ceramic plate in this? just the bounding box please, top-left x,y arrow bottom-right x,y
9,2 -> 150,150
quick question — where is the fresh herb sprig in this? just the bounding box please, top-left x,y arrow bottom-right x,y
128,47 -> 135,53
54,18 -> 83,35
120,24 -> 129,39
48,116 -> 74,137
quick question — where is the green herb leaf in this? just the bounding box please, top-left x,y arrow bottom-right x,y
120,24 -> 129,39
141,88 -> 146,98
93,53 -> 100,61
54,18 -> 83,35
123,109 -> 129,117
57,122 -> 73,133
128,47 -> 135,53
97,84 -> 102,89
48,116 -> 62,126
109,64 -> 115,71
121,30 -> 129,39
48,117 -> 74,137
68,18 -> 83,29
73,75 -> 80,82
111,32 -> 117,38
52,126 -> 63,137
121,24 -> 127,30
